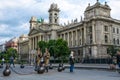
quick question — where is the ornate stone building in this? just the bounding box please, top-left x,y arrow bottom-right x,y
19,0 -> 120,63
18,34 -> 29,62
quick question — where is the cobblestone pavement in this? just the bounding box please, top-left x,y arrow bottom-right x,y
0,65 -> 120,80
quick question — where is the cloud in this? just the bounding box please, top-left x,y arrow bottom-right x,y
0,0 -> 120,44
107,0 -> 120,19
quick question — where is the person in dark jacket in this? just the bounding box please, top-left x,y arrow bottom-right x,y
69,51 -> 75,72
10,56 -> 15,67
117,51 -> 120,68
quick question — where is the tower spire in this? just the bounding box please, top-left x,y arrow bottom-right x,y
48,3 -> 60,25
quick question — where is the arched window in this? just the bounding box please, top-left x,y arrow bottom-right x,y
50,13 -> 52,16
105,35 -> 108,43
117,39 -> 119,44
55,19 -> 57,23
54,13 -> 57,17
113,38 -> 115,44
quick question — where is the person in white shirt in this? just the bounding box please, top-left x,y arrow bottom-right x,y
2,58 -> 5,65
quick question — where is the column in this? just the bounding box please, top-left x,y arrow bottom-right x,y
35,36 -> 37,49
32,37 -> 34,50
29,38 -> 31,64
33,37 -> 35,50
76,30 -> 78,46
84,24 -> 86,44
64,33 -> 65,40
72,31 -> 73,47
39,35 -> 41,41
92,21 -> 95,44
68,32 -> 69,46
29,38 -> 32,52
109,24 -> 112,44
34,36 -> 36,50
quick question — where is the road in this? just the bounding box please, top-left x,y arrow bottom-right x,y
0,65 -> 120,80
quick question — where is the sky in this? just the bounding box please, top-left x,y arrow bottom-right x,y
0,0 -> 120,44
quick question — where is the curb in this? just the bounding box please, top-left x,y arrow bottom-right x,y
53,65 -> 120,72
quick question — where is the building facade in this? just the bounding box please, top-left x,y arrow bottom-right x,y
0,44 -> 5,53
18,34 -> 29,62
5,37 -> 18,51
20,1 -> 120,63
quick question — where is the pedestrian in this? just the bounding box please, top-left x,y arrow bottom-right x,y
117,51 -> 120,71
69,51 -> 75,72
44,48 -> 50,72
1,57 -> 5,65
10,56 -> 15,67
110,56 -> 117,70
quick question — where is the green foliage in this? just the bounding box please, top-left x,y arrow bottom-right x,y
38,38 -> 70,63
107,45 -> 119,57
5,48 -> 18,60
0,52 -> 4,59
55,38 -> 70,59
47,40 -> 57,57
38,41 -> 47,54
48,39 -> 70,62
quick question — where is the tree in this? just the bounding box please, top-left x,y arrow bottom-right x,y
38,39 -> 70,63
38,41 -> 47,54
47,40 -> 57,58
4,48 -> 18,62
55,38 -> 70,63
107,45 -> 119,57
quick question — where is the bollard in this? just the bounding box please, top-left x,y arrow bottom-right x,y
20,64 -> 24,69
49,63 -> 53,69
62,64 -> 65,71
3,64 -> 11,76
57,64 -> 63,72
37,66 -> 45,74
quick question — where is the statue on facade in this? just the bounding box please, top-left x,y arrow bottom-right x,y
44,48 -> 50,72
35,48 -> 42,71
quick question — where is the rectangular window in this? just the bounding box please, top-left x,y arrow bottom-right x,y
89,26 -> 92,32
113,38 -> 115,44
104,26 -> 108,31
113,28 -> 115,33
90,34 -> 92,44
117,28 -> 119,34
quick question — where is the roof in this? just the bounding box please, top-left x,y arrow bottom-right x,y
85,0 -> 111,12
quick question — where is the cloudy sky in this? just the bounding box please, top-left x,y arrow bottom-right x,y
0,0 -> 120,44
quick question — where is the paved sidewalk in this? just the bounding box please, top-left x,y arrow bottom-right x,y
52,63 -> 120,70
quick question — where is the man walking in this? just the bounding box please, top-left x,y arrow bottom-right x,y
10,56 -> 15,67
69,51 -> 75,72
117,50 -> 120,72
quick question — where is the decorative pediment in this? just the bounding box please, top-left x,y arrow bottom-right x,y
28,28 -> 45,36
28,29 -> 38,36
